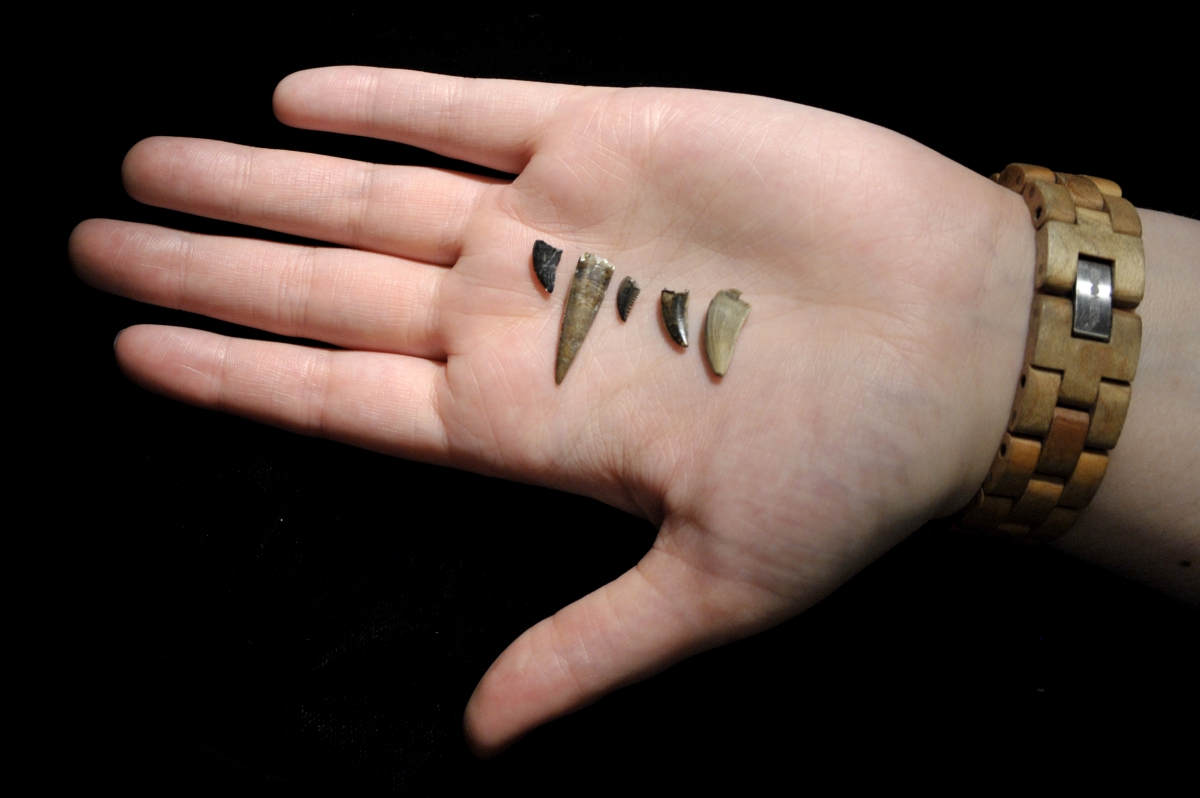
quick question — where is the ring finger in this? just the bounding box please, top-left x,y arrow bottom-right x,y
121,136 -> 503,265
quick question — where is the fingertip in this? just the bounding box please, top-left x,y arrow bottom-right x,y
462,685 -> 505,759
273,67 -> 344,127
272,70 -> 306,125
108,324 -> 217,401
462,616 -> 597,758
67,219 -> 93,275
69,218 -> 120,289
111,322 -> 153,357
112,324 -> 165,374
462,656 -> 534,759
111,324 -> 149,383
121,136 -> 168,201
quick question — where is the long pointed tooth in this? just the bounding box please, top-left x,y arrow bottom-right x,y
661,289 -> 690,347
556,253 -> 615,384
532,240 -> 563,293
704,289 -> 751,376
616,276 -> 640,321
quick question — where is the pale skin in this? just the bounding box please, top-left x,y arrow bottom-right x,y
69,67 -> 1199,756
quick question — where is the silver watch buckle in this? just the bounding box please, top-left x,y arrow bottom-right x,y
1073,256 -> 1113,342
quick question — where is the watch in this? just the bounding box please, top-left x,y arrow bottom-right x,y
957,164 -> 1144,542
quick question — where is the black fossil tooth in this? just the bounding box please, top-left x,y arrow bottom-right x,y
532,240 -> 563,294
556,253 -> 615,384
661,289 -> 690,347
705,289 -> 751,377
616,276 -> 640,321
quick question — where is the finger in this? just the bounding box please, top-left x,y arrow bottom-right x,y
274,66 -> 602,174
115,325 -> 449,463
463,530 -> 785,756
123,136 -> 499,265
72,220 -> 447,360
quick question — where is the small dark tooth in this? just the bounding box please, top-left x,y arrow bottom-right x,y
532,240 -> 563,293
616,276 -> 641,321
660,289 -> 690,347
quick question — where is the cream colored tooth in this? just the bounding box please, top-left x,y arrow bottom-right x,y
661,289 -> 690,347
704,289 -> 751,377
556,253 -> 614,384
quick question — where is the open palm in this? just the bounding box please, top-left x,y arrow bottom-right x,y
71,67 -> 1034,753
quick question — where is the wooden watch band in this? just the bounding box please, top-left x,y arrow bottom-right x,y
957,164 -> 1144,542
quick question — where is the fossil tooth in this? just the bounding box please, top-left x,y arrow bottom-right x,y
532,240 -> 563,293
705,289 -> 751,377
556,253 -> 615,384
660,289 -> 690,347
616,277 -> 640,321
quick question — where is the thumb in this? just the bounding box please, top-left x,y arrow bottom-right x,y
462,525 -> 787,757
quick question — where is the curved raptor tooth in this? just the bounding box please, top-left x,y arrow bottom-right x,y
616,276 -> 640,321
532,239 -> 563,293
660,289 -> 690,347
704,289 -> 751,377
556,253 -> 615,384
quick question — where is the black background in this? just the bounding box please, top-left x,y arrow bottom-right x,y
30,11 -> 1197,791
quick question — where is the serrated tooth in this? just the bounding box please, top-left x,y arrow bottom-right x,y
616,276 -> 640,321
532,240 -> 563,293
556,253 -> 614,384
704,289 -> 751,377
661,289 -> 690,347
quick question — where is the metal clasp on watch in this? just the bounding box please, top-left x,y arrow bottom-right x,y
1073,256 -> 1113,342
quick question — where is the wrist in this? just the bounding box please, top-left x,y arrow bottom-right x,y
935,179 -> 1036,518
950,166 -> 1159,542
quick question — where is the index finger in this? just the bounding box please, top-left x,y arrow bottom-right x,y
274,67 -> 607,174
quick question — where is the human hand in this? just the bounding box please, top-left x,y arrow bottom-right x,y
69,67 -> 1036,755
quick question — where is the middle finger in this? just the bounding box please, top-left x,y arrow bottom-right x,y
70,219 -> 448,360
